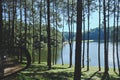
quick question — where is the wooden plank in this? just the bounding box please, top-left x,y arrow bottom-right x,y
4,65 -> 23,77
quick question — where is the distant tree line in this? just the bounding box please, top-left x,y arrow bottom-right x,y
82,26 -> 120,42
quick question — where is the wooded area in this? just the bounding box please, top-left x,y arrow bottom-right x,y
0,0 -> 120,80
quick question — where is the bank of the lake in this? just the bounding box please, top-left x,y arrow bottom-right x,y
32,42 -> 120,68
15,62 -> 120,80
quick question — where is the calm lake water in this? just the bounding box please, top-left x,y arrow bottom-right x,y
40,42 -> 120,67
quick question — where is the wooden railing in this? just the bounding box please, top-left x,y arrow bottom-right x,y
0,47 -> 31,79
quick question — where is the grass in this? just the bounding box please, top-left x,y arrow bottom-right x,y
13,62 -> 120,80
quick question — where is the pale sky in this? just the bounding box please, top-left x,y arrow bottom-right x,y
60,10 -> 117,32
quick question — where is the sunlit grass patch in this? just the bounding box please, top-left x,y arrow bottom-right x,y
15,63 -> 120,80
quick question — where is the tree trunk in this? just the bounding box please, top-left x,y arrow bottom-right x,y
8,4 -> 11,48
116,0 -> 120,75
0,0 -> 4,78
98,0 -> 101,71
113,0 -> 116,71
32,0 -> 35,63
61,15 -> 64,65
82,0 -> 85,68
47,0 -> 51,69
24,0 -> 27,48
74,0 -> 82,79
52,0 -> 55,65
19,0 -> 23,63
67,0 -> 72,68
87,0 -> 90,71
12,0 -> 15,46
55,0 -> 58,65
103,0 -> 109,74
38,0 -> 42,64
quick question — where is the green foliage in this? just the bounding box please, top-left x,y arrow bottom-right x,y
2,20 -> 62,53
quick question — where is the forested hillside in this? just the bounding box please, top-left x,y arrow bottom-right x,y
63,32 -> 76,41
82,26 -> 120,42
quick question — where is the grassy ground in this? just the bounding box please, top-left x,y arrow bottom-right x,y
15,62 -> 120,80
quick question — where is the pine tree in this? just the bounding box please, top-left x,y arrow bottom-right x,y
74,0 -> 82,79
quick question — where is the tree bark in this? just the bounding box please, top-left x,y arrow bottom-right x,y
61,15 -> 64,65
98,0 -> 101,71
116,0 -> 120,75
87,0 -> 90,71
19,0 -> 23,63
32,0 -> 35,63
55,0 -> 58,65
12,0 -> 15,46
82,0 -> 85,68
47,0 -> 51,69
113,0 -> 116,71
67,0 -> 72,68
74,0 -> 82,79
103,0 -> 109,74
24,0 -> 27,48
52,0 -> 55,65
0,0 -> 4,78
38,0 -> 42,64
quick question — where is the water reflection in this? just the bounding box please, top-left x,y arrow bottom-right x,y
39,42 -> 120,67
57,42 -> 120,68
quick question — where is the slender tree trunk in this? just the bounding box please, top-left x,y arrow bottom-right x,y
8,4 -> 11,47
116,0 -> 120,75
19,0 -> 23,63
70,0 -> 74,67
61,15 -> 65,65
55,0 -> 58,65
24,0 -> 27,48
7,3 -> 11,63
0,0 -> 4,78
52,0 -> 55,65
52,28 -> 55,65
107,0 -> 110,51
55,12 -> 57,65
82,0 -> 85,68
98,0 -> 101,71
3,4 -> 6,43
38,0 -> 42,64
103,0 -> 109,74
47,0 -> 51,69
67,0 -> 72,68
107,0 -> 110,62
74,0 -> 82,79
32,0 -> 35,63
14,0 -> 17,47
44,0 -> 47,23
113,0 -> 116,71
12,0 -> 15,46
87,0 -> 90,71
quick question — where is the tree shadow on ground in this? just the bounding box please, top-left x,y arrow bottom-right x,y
81,70 -> 120,80
87,71 -> 99,80
20,64 -> 120,80
41,71 -> 74,80
95,71 -> 120,80
21,64 -> 74,80
101,73 -> 120,80
25,64 -> 48,72
114,70 -> 120,76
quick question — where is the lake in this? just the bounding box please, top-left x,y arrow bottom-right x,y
39,42 -> 120,68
